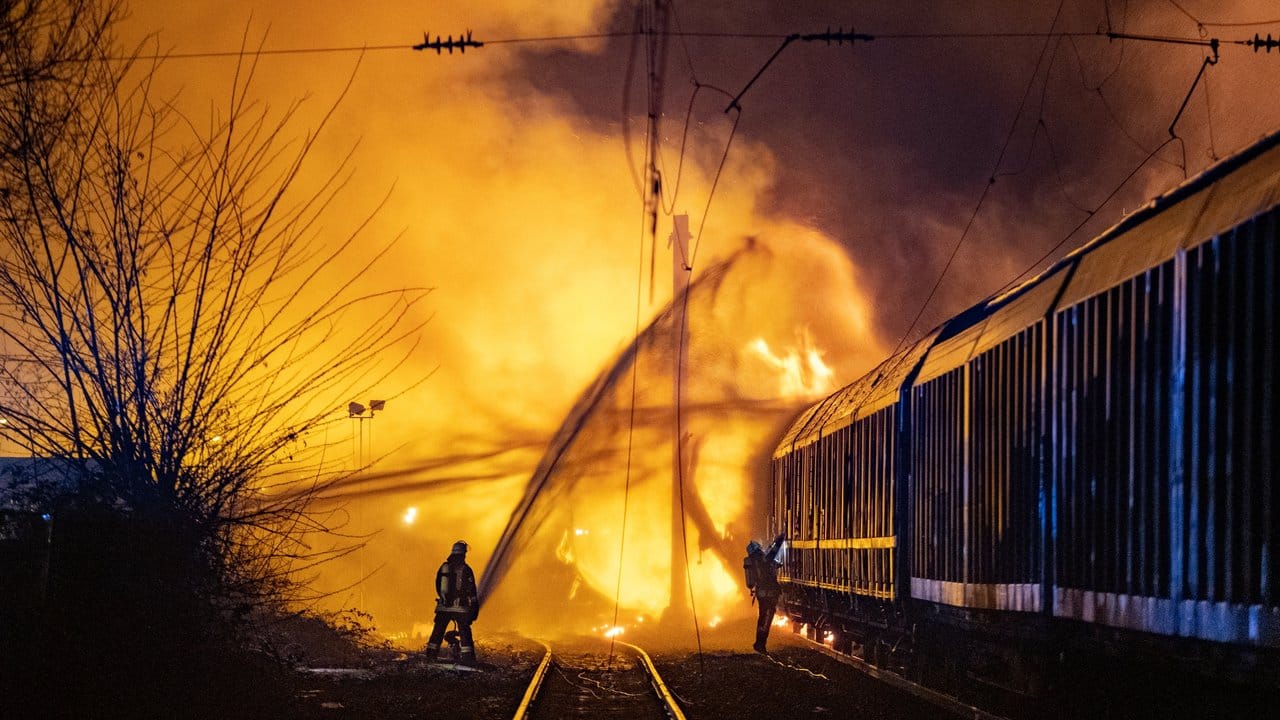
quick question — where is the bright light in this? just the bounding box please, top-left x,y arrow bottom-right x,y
709,615 -> 722,628
209,435 -> 222,444
0,417 -> 8,425
574,528 -> 589,536
603,626 -> 625,638
824,631 -> 836,645
746,333 -> 836,398
772,615 -> 790,628
402,507 -> 418,525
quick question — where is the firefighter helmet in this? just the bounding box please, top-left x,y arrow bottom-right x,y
451,540 -> 468,555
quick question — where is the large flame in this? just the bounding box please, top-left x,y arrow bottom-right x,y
747,333 -> 836,399
474,240 -> 881,637
105,0 -> 1280,646
113,1 -> 886,642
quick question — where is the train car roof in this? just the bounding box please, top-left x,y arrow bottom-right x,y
775,330 -> 937,457
774,128 -> 1280,459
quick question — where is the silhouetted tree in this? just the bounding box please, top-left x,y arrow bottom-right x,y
0,1 -> 427,626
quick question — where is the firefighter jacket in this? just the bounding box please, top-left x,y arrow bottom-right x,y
743,540 -> 783,600
435,556 -> 479,619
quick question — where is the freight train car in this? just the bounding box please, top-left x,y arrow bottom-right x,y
771,130 -> 1280,695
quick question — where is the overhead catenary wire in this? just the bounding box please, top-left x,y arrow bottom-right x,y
868,2 -> 1227,403
659,0 -> 708,680
101,26 -> 1280,63
667,105 -> 739,677
1166,0 -> 1280,30
997,138 -> 1177,295
610,0 -> 653,666
883,4 -> 1247,359
1061,24 -> 1184,172
612,0 -> 707,674
816,1 -> 1075,427
883,0 -> 1068,362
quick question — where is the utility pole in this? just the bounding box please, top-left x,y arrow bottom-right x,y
667,214 -> 692,626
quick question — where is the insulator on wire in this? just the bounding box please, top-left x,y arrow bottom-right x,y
413,30 -> 484,55
1250,33 -> 1279,53
800,27 -> 874,45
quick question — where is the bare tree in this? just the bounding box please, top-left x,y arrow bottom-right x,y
0,2 -> 428,619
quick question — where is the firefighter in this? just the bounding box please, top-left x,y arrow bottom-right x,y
425,540 -> 480,665
743,533 -> 786,653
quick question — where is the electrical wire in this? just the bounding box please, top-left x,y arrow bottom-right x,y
885,0 -> 1067,361
994,29 -> 1067,183
114,43 -> 414,60
1040,119 -> 1093,214
665,103 -> 741,681
684,109 -> 741,271
1202,67 -> 1221,161
652,1 -> 703,215
610,2 -> 651,670
1165,1 -> 1280,30
656,83 -> 735,216
669,0 -> 700,84
1167,0 -> 1209,35
764,652 -> 830,680
825,0 -> 1077,424
621,6 -> 647,201
1061,25 -> 1183,174
654,0 -> 708,679
101,26 -> 1275,63
996,137 -> 1177,294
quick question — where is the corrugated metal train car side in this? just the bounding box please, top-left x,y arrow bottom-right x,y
769,130 -> 1280,688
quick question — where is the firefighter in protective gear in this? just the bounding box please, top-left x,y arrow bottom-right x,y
743,533 -> 785,653
425,540 -> 480,665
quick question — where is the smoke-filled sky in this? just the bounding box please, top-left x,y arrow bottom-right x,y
118,1 -> 1280,633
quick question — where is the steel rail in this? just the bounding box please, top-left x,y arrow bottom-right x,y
795,633 -> 1007,720
616,640 -> 688,720
510,639 -> 553,720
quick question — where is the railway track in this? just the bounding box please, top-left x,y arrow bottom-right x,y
513,638 -> 686,720
790,630 -> 1007,720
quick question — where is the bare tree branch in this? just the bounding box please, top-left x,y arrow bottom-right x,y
0,2 -> 428,618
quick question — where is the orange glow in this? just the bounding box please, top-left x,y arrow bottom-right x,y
33,0 -> 1272,650
747,333 -> 837,399
113,1 -> 887,642
773,614 -> 791,628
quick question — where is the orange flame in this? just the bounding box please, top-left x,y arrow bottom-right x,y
747,333 -> 836,399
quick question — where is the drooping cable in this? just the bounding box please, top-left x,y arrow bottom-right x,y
669,100 -> 741,678
610,0 -> 652,666
621,5 -> 647,201
884,0 -> 1067,361
1164,1 -> 1280,30
996,138 -> 1176,293
662,0 -> 708,679
1202,68 -> 1221,161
